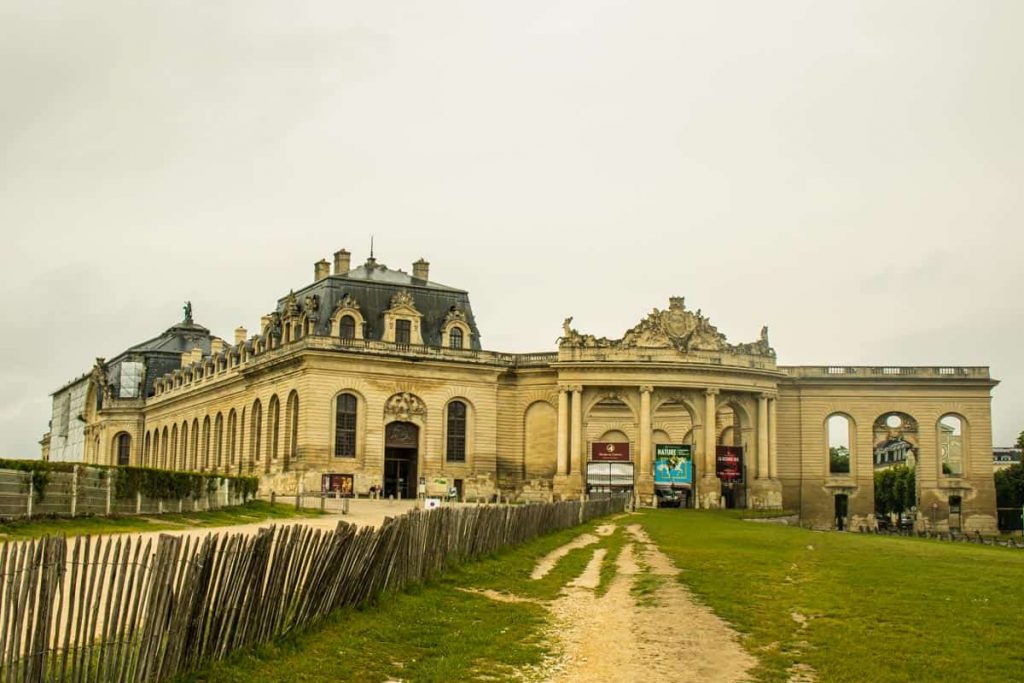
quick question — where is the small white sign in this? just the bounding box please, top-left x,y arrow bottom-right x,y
424,498 -> 441,510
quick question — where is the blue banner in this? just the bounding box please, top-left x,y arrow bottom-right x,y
654,444 -> 693,486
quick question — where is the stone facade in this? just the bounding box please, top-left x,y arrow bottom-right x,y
40,251 -> 1000,532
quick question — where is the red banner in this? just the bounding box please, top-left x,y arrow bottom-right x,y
715,446 -> 744,483
591,442 -> 631,462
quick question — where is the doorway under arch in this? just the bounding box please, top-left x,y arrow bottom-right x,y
384,422 -> 419,499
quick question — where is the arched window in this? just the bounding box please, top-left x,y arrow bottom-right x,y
339,315 -> 356,340
449,327 -> 464,350
191,419 -> 200,470
939,415 -> 963,476
827,414 -> 851,474
115,432 -> 131,466
335,394 -> 357,457
227,410 -> 237,468
446,401 -> 467,462
202,416 -> 211,471
269,395 -> 280,472
143,432 -> 151,466
251,400 -> 262,472
286,391 -> 299,470
179,423 -> 188,470
214,413 -> 224,470
162,427 -> 170,469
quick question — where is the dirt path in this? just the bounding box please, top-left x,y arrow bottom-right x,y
508,519 -> 757,682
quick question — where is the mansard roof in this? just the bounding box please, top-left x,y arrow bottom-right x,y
280,256 -> 482,349
124,321 -> 214,355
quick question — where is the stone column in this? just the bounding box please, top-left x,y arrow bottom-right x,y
703,388 -> 718,475
758,393 -> 770,479
701,388 -> 721,508
570,386 -> 583,479
638,386 -> 653,502
768,396 -> 778,479
556,388 -> 569,477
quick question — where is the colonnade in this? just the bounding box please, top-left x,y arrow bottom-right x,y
553,384 -> 781,508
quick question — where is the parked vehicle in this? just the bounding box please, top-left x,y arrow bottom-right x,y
655,487 -> 681,508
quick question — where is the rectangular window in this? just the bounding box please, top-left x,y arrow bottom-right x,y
335,395 -> 357,457
395,319 -> 411,344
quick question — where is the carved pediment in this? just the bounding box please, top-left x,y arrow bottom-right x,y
334,293 -> 360,313
560,297 -> 775,358
303,294 -> 320,315
282,290 -> 299,317
444,305 -> 467,325
384,392 -> 426,421
389,289 -> 417,312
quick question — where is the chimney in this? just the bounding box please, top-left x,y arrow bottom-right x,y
314,259 -> 330,281
412,258 -> 430,281
211,338 -> 225,355
334,249 -> 351,275
234,326 -> 247,345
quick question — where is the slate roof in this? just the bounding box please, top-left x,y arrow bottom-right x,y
281,257 -> 482,349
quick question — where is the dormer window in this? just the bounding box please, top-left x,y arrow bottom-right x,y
339,315 -> 356,340
396,319 -> 411,345
450,327 -> 464,349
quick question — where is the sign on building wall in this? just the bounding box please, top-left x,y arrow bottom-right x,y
715,446 -> 744,483
591,442 -> 631,462
322,473 -> 354,498
654,444 -> 693,486
586,461 -> 635,490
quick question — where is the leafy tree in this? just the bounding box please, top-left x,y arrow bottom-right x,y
995,462 -> 1024,509
874,465 -> 916,515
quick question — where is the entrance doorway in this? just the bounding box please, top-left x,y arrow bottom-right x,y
383,422 -> 419,500
948,495 -> 962,532
834,494 -> 849,531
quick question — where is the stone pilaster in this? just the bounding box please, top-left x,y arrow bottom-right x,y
749,392 -> 783,509
556,388 -> 569,477
699,388 -> 721,508
637,386 -> 653,504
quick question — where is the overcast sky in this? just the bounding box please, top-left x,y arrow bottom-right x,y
1,1 -> 1022,457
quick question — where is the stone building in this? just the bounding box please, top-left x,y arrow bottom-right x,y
40,249 -> 1000,532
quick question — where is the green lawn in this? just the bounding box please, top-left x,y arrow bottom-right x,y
0,500 -> 323,540
180,520 -> 626,683
181,510 -> 1024,683
639,510 -> 1024,683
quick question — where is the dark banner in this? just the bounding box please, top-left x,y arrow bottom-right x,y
654,444 -> 693,486
591,441 -> 631,462
321,473 -> 354,498
715,446 -> 744,483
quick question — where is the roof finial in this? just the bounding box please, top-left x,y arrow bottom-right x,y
370,234 -> 374,259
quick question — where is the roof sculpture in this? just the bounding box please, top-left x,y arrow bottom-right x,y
560,296 -> 775,358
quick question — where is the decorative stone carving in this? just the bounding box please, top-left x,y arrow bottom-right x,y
303,294 -> 320,315
335,293 -> 360,312
559,297 -> 775,357
282,290 -> 299,317
389,289 -> 416,310
384,392 -> 427,421
443,305 -> 467,325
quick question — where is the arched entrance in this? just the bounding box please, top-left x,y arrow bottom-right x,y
384,422 -> 419,499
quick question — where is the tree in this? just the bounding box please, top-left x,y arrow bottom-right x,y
995,462 -> 1024,509
874,465 -> 916,515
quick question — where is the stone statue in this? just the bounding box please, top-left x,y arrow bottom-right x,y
562,317 -> 574,337
183,301 -> 193,324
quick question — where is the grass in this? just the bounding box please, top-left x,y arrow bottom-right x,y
638,510 -> 1024,683
180,518 -> 629,683
0,500 -> 323,540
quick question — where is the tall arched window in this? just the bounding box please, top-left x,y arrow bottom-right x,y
827,414 -> 851,474
116,432 -> 131,466
339,315 -> 355,340
446,400 -> 467,462
214,413 -> 224,470
335,394 -> 357,457
227,410 -> 237,468
449,327 -> 464,350
191,419 -> 200,470
162,427 -> 170,469
144,432 -> 151,466
939,415 -> 964,476
171,428 -> 179,471
268,395 -> 280,473
202,416 -> 211,471
178,423 -> 187,470
286,391 -> 299,470
251,400 -> 262,472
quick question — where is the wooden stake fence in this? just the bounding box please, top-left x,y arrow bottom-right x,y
0,496 -> 627,682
